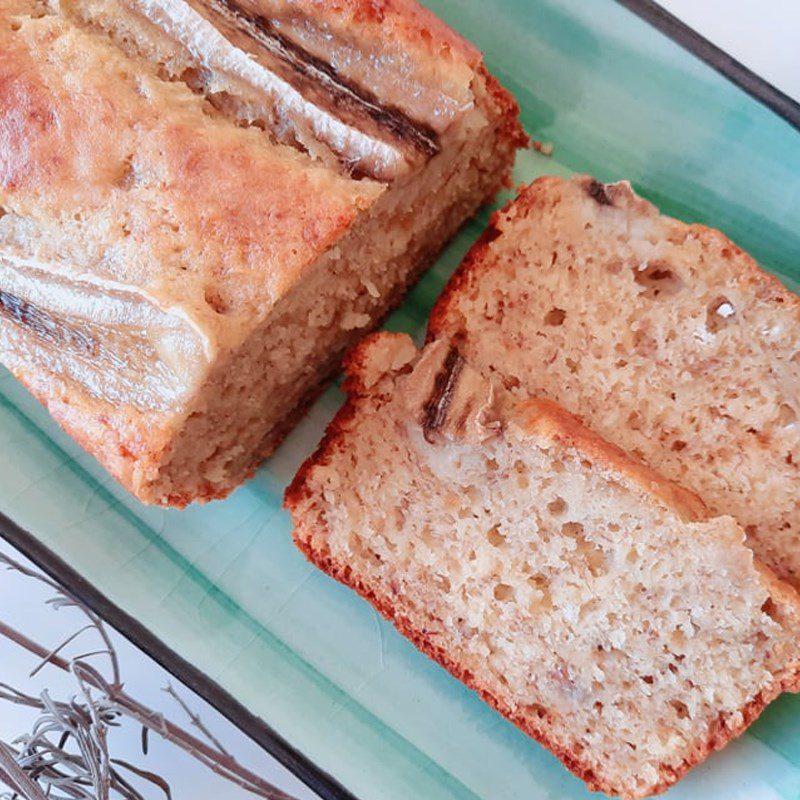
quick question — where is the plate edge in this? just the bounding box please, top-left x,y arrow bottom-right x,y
615,0 -> 800,132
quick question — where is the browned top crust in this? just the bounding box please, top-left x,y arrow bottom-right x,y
0,2 -> 524,505
266,0 -> 480,62
49,0 -> 522,183
514,397 -> 709,524
0,14 -> 381,342
256,0 -> 481,78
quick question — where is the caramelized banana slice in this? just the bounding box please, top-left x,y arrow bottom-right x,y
0,254 -> 212,412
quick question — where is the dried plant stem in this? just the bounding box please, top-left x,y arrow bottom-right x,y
30,625 -> 95,678
163,684 -> 231,757
1,554 -> 120,686
0,742 -> 50,800
0,618 -> 70,670
0,617 -> 296,800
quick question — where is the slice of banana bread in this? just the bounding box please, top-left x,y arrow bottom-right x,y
286,332 -> 800,800
429,175 -> 800,588
0,2 -> 524,505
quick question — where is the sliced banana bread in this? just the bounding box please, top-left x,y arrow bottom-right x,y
286,332 -> 800,800
429,175 -> 800,588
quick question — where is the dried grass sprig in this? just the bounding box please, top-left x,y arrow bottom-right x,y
0,552 -> 298,800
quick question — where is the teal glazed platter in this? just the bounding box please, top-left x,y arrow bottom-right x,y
2,1 -> 800,799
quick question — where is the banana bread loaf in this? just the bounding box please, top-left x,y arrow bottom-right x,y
0,0 -> 524,505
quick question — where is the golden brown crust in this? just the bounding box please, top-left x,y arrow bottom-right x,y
478,65 -> 529,161
514,397 -> 709,523
0,16 -> 377,325
9,365 -> 164,499
175,0 -> 485,149
291,0 -> 482,66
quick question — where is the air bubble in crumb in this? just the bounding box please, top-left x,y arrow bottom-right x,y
544,307 -> 567,326
561,521 -> 584,537
547,497 -> 567,515
487,525 -> 506,547
494,583 -> 515,602
633,262 -> 684,299
670,700 -> 691,720
514,460 -> 530,489
706,296 -> 736,333
761,597 -> 780,622
778,403 -> 797,427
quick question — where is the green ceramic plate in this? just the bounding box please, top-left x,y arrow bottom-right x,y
2,1 -> 799,798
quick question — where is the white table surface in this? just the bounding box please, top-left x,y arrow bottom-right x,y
659,0 -> 800,102
1,4 -> 797,800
